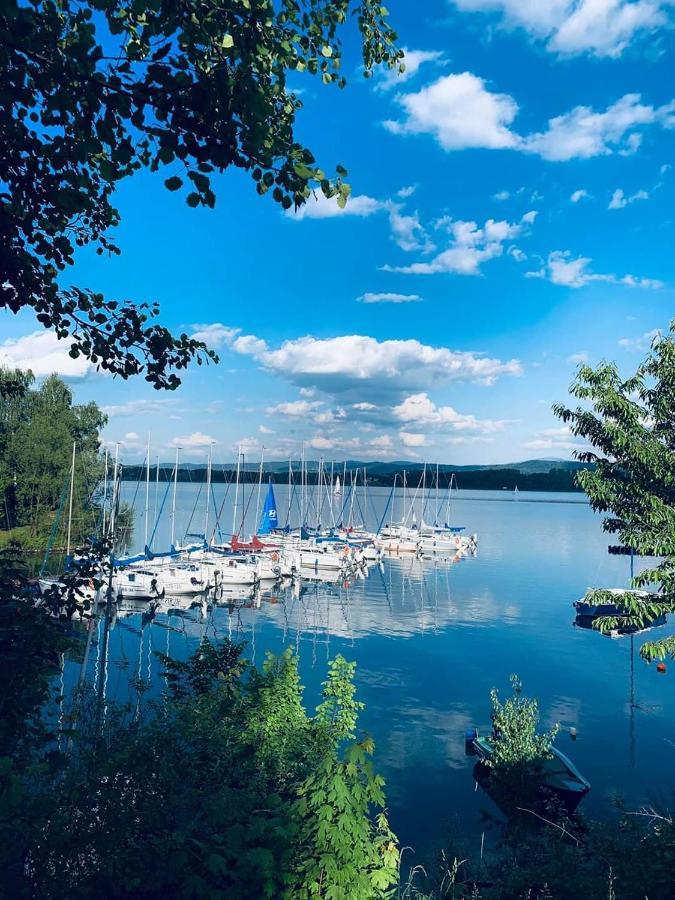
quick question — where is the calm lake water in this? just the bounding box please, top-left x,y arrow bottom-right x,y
66,482 -> 675,861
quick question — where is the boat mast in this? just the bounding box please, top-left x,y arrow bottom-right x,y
204,442 -> 214,540
231,446 -> 241,538
300,441 -> 306,527
287,454 -> 292,529
254,445 -> 265,535
66,441 -> 76,560
171,446 -> 180,548
239,452 -> 247,536
153,454 -> 160,528
144,433 -> 151,549
102,446 -> 108,535
435,463 -> 440,526
329,460 -> 335,526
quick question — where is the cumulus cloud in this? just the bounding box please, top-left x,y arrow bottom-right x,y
385,77 -> 675,161
265,399 -> 323,417
385,202 -> 433,251
608,187 -> 649,209
384,72 -> 519,150
248,334 -> 522,401
0,330 -> 95,379
376,47 -> 446,91
618,328 -> 661,351
526,251 -> 663,289
196,326 -> 521,409
357,292 -> 422,304
170,432 -> 217,449
383,214 -> 532,276
566,352 -> 589,364
392,392 -> 508,433
451,0 -> 672,57
399,431 -> 427,447
306,433 -> 395,458
286,192 -> 382,220
190,323 -> 240,347
521,94 -> 675,161
570,189 -> 589,202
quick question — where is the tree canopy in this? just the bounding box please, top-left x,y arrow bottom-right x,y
554,321 -> 675,659
0,0 -> 402,388
0,367 -> 106,542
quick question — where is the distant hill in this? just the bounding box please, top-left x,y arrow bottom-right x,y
121,458 -> 591,492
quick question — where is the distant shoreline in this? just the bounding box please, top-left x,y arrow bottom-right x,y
119,465 -> 586,494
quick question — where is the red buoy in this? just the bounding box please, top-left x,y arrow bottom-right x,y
657,662 -> 667,674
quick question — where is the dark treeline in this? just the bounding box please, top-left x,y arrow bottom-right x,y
120,465 -> 584,492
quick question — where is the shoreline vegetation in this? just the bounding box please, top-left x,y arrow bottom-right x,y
119,464 -> 588,493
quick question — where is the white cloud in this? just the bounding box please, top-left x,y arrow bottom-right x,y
396,185 -> 417,199
305,434 -> 396,458
386,77 -> 675,161
399,431 -> 427,447
101,398 -> 173,417
231,334 -> 268,356
384,72 -> 519,150
566,352 -> 589,364
493,190 -> 511,201
522,425 -> 590,452
383,215 -> 529,276
266,400 -> 323,417
124,431 -> 140,441
376,47 -> 446,91
235,436 -> 261,455
508,246 -> 527,262
287,192 -> 382,220
570,189 -> 589,202
608,187 -> 649,209
352,402 -> 377,411
259,425 -> 275,434
451,0 -> 672,58
522,94 -> 675,161
0,330 -> 95,379
170,432 -> 217,449
618,328 -> 661,350
357,292 -> 422,304
385,202 -> 433,251
392,392 -> 508,433
190,323 -> 240,347
214,328 -> 522,406
527,250 -> 663,289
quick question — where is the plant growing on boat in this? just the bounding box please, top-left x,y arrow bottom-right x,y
583,589 -> 673,637
1,0 -> 402,389
554,321 -> 675,660
487,675 -> 559,773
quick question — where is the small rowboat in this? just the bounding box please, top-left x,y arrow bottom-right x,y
471,733 -> 590,811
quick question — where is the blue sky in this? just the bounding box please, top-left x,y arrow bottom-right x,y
2,0 -> 675,465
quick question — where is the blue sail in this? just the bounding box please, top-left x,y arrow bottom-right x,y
258,479 -> 279,534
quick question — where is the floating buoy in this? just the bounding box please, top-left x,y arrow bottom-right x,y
569,726 -> 577,740
657,662 -> 667,673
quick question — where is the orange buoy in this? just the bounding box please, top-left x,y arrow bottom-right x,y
657,662 -> 667,673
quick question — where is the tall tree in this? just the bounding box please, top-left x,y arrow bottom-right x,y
1,368 -> 106,539
1,0 -> 402,388
554,322 -> 675,659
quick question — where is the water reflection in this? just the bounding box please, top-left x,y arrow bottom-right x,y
61,489 -> 675,856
